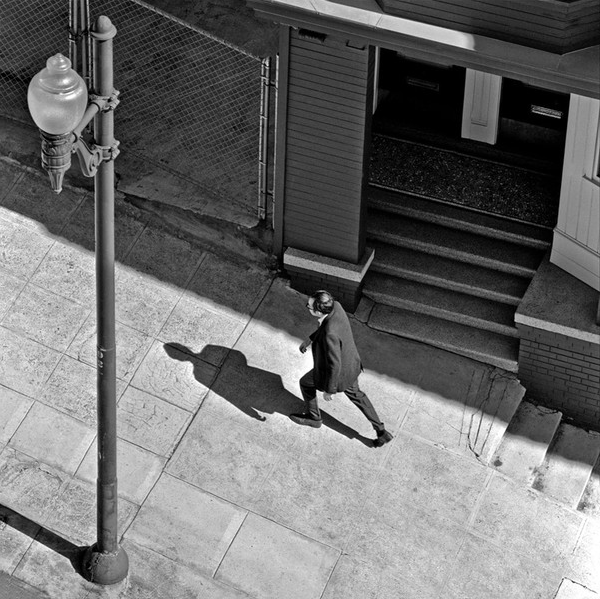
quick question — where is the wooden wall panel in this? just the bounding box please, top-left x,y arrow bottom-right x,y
376,0 -> 599,53
282,31 -> 373,263
551,94 -> 600,291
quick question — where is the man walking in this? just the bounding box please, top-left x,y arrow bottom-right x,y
291,290 -> 394,447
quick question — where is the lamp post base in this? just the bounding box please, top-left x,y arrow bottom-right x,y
81,543 -> 129,585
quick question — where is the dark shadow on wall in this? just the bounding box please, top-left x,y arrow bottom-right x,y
163,342 -> 374,447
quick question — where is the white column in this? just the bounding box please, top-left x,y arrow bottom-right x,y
461,69 -> 502,145
373,46 -> 381,114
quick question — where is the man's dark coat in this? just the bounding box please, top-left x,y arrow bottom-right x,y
309,301 -> 362,393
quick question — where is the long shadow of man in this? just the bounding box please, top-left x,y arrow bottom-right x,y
163,342 -> 372,446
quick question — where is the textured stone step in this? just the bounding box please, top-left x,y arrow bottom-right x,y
491,402 -> 562,485
367,303 -> 519,371
369,240 -> 530,305
368,209 -> 545,277
364,272 -> 518,337
369,185 -> 552,250
578,457 -> 600,516
532,423 -> 600,509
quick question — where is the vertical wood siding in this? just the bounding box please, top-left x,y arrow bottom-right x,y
552,94 -> 600,290
375,0 -> 599,53
283,31 -> 373,263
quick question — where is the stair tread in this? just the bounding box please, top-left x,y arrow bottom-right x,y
532,423 -> 600,509
491,402 -> 563,485
364,272 -> 518,335
369,186 -> 553,247
368,303 -> 519,371
368,209 -> 545,275
369,241 -> 530,304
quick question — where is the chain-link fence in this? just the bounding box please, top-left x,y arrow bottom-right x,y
0,0 -> 269,219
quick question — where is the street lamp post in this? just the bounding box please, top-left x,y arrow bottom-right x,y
27,16 -> 128,585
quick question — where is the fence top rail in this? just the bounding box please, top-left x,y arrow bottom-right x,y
126,0 -> 263,61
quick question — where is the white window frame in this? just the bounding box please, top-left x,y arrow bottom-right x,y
593,126 -> 600,184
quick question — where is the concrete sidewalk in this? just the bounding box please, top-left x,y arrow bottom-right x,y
0,156 -> 598,599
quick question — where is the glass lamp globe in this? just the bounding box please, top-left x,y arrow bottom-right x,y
27,54 -> 88,135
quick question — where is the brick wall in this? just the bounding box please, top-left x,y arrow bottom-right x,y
517,323 -> 600,430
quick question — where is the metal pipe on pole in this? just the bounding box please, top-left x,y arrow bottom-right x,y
28,16 -> 127,582
80,16 -> 128,584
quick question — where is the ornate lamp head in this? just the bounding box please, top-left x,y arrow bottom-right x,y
27,54 -> 88,193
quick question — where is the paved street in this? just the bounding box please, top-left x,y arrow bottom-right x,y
0,155 -> 598,598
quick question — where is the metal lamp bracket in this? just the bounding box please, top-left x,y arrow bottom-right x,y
74,137 -> 120,177
89,89 -> 120,112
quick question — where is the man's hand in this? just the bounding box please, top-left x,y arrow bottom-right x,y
323,392 -> 334,401
299,339 -> 311,353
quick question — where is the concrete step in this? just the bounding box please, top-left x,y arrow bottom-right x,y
367,303 -> 519,371
578,456 -> 600,517
470,372 -> 526,465
491,402 -> 563,485
532,423 -> 600,509
364,271 -> 518,337
369,185 -> 553,250
368,209 -> 545,277
369,240 -> 530,306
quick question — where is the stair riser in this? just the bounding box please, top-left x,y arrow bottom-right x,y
370,262 -> 522,306
369,231 -> 538,277
532,424 -> 600,509
372,203 -> 551,251
364,289 -> 519,338
491,403 -> 563,486
368,319 -> 518,372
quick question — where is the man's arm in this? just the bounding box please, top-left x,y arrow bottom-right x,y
324,332 -> 342,394
299,338 -> 311,353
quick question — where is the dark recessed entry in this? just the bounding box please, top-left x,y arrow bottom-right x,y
498,79 -> 570,163
375,51 -> 466,138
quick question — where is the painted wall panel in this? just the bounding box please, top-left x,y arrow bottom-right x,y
375,0 -> 599,52
552,93 -> 600,291
282,31 -> 373,263
287,107 -> 366,137
286,194 -> 362,217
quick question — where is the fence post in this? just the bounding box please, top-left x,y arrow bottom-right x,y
258,56 -> 272,222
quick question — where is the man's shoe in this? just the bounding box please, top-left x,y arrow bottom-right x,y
373,430 -> 393,447
290,413 -> 322,428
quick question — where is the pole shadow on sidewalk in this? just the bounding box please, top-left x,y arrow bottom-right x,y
0,504 -> 85,577
163,343 -> 373,446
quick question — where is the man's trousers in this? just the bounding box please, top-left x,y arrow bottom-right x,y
299,369 -> 385,432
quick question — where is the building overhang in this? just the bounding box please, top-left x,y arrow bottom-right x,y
247,0 -> 600,98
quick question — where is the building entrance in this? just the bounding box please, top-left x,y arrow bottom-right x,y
370,51 -> 563,227
374,50 -> 569,172
375,50 -> 466,139
498,78 -> 570,165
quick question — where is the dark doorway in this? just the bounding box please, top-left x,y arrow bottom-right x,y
374,50 -> 466,139
369,51 -> 562,227
497,78 -> 570,165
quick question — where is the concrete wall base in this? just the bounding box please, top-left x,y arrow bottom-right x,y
515,254 -> 600,431
283,247 -> 374,313
516,323 -> 600,430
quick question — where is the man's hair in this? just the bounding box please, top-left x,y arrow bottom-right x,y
310,290 -> 334,314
